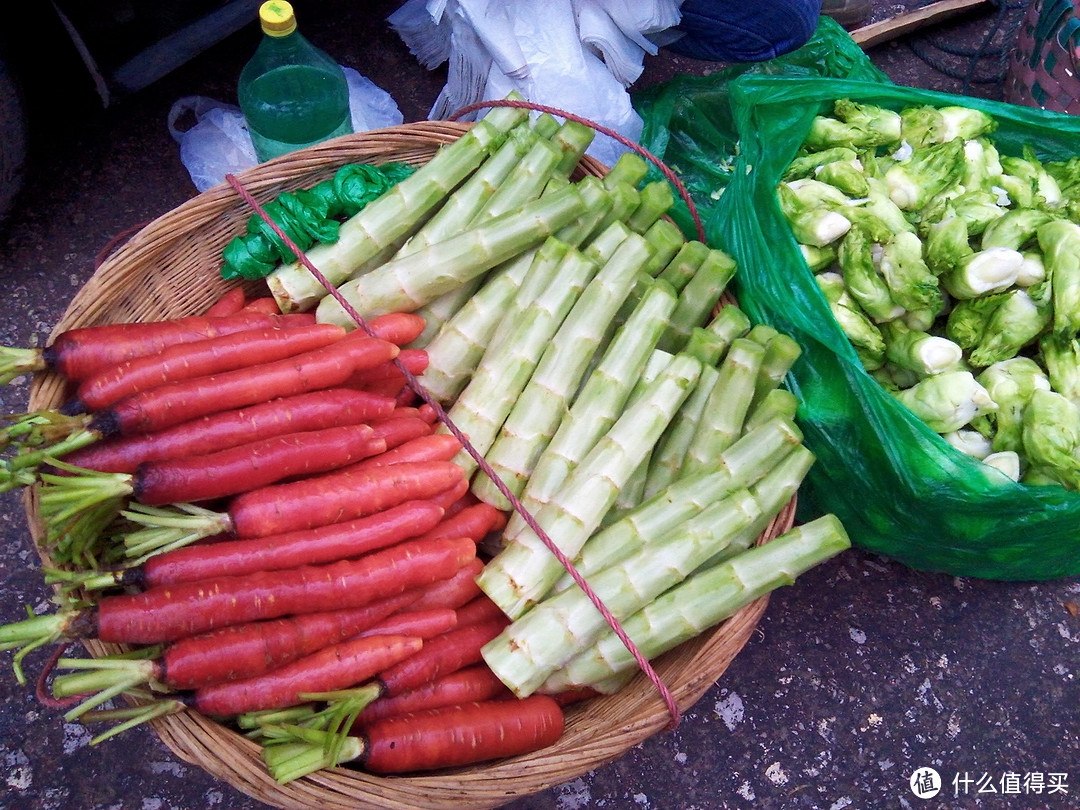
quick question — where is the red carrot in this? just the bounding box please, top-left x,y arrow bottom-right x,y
35,310 -> 317,382
51,425 -> 382,516
358,696 -> 564,774
225,460 -> 465,538
191,634 -> 423,716
452,595 -> 507,628
375,616 -> 509,698
204,287 -> 247,317
351,664 -> 511,728
69,323 -> 349,413
362,312 -> 427,346
347,349 -> 429,386
88,536 -> 477,643
91,333 -> 399,437
364,415 -> 435,451
61,388 -> 395,474
121,500 -> 445,588
144,424 -> 383,504
548,686 -> 602,708
241,297 -> 285,314
342,433 -> 461,475
399,557 -> 485,612
116,460 -> 467,559
357,609 -> 458,641
163,594 -> 424,690
413,502 -> 507,545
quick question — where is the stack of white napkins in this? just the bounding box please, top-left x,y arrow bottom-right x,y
388,0 -> 683,167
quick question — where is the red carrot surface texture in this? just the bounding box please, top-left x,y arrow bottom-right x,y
70,323 -> 349,412
191,634 -> 423,716
61,388 -> 395,474
130,499 -> 446,588
41,310 -> 317,381
93,536 -> 476,643
261,696 -> 565,781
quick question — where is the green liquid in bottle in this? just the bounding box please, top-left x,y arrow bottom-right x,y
243,64 -> 351,161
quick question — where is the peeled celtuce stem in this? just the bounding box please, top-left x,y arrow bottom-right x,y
476,352 -> 703,620
537,514 -> 851,695
481,487 -> 764,697
503,280 -> 678,540
441,247 -> 599,478
268,101 -> 530,312
316,184 -> 590,325
471,232 -> 653,509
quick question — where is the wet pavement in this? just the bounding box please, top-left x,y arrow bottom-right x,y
0,1 -> 1078,808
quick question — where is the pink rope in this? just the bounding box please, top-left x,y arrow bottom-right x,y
448,98 -> 706,244
225,122 -> 685,728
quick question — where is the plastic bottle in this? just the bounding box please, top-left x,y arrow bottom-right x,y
238,0 -> 352,162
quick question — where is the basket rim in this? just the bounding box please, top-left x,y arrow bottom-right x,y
23,121 -> 788,810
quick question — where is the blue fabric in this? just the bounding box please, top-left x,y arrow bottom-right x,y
666,1 -> 824,63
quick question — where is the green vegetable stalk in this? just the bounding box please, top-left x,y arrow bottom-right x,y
977,357 -> 1051,454
816,272 -> 886,370
537,514 -> 850,695
1021,389 -> 1080,489
316,183 -> 588,324
504,281 -> 677,539
478,353 -> 703,619
267,101 -> 529,312
1037,219 -> 1080,336
837,223 -> 903,323
441,246 -> 598,478
882,320 -> 963,376
481,487 -> 764,697
471,233 -> 652,509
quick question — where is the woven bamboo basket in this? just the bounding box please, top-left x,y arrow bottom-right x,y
22,121 -> 794,810
1004,0 -> 1080,114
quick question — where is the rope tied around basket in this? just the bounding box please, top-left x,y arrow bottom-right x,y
225,99 -> 709,730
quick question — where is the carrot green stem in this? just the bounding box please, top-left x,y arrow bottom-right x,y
0,346 -> 47,385
81,697 -> 186,746
0,606 -> 91,685
119,503 -> 230,558
0,410 -> 93,449
261,734 -> 364,784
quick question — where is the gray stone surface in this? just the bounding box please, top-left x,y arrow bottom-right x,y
0,2 -> 1077,808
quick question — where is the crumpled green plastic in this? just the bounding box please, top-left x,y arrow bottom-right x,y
221,162 -> 415,280
712,75 -> 1080,581
633,17 -> 1080,580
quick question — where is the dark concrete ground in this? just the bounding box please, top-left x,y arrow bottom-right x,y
0,1 -> 1077,808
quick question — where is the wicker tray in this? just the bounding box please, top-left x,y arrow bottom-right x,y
22,121 -> 793,810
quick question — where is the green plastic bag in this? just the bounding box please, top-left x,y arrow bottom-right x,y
711,74 -> 1080,581
633,17 -> 890,238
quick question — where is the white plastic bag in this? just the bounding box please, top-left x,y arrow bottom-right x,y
389,0 -> 683,168
169,69 -> 404,192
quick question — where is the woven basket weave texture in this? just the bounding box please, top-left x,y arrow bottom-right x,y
22,122 -> 792,810
1005,0 -> 1080,114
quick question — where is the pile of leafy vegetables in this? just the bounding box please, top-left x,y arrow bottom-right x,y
779,98 -> 1080,491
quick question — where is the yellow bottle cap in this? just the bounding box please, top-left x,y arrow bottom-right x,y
259,0 -> 297,36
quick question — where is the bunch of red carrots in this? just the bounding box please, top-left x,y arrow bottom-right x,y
0,286 -> 571,779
